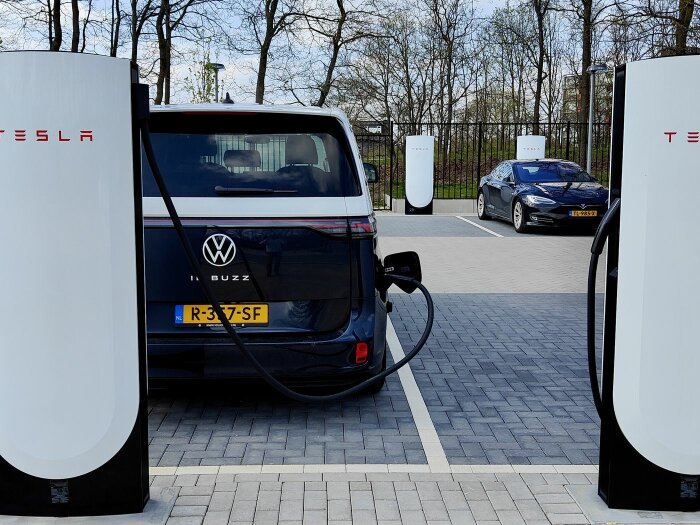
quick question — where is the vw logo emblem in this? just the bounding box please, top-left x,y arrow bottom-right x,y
202,234 -> 236,267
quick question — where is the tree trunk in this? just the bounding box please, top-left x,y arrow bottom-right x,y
675,0 -> 694,54
256,39 -> 271,104
110,0 -> 121,57
578,0 -> 592,166
71,0 -> 79,51
255,0 -> 281,104
47,0 -> 53,49
315,0 -> 346,107
131,0 -> 138,61
533,0 -> 547,134
154,0 -> 167,104
51,0 -> 62,50
316,42 -> 341,107
164,11 -> 171,105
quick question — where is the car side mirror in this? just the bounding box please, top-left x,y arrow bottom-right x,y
382,251 -> 422,293
363,162 -> 379,183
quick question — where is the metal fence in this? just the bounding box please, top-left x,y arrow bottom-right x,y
355,122 -> 612,211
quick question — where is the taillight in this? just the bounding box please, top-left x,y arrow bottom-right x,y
355,342 -> 369,364
349,217 -> 376,239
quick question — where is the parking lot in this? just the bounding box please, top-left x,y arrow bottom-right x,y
148,215 -> 603,469
137,214 -> 633,525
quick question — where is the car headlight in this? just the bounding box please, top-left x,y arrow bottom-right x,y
523,195 -> 557,207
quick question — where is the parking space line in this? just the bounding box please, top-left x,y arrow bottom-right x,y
455,215 -> 504,237
386,318 -> 451,473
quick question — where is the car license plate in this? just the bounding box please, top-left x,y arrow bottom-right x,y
175,304 -> 268,325
569,210 -> 598,217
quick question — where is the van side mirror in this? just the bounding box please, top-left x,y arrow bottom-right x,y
382,251 -> 422,293
363,162 -> 379,183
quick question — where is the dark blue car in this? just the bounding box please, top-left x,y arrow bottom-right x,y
477,159 -> 609,232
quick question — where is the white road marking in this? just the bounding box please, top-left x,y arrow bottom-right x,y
455,215 -> 504,237
149,464 -> 599,475
385,318 -> 451,473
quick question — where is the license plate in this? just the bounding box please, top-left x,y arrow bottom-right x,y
175,304 -> 269,325
569,210 -> 598,217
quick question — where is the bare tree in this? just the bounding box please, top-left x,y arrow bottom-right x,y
309,0 -> 380,107
153,0 -> 212,104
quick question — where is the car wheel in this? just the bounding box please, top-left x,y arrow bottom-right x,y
363,346 -> 387,395
477,191 -> 490,220
513,200 -> 528,233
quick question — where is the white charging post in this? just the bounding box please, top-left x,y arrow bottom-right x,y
405,135 -> 434,214
0,52 -> 149,516
595,55 -> 700,510
516,135 -> 545,160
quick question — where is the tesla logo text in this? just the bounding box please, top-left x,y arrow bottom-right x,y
664,131 -> 700,143
202,234 -> 236,266
0,129 -> 93,142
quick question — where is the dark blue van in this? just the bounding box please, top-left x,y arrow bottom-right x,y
142,105 -> 387,392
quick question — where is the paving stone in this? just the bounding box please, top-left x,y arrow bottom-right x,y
441,490 -> 469,510
396,490 -> 422,511
350,509 -> 378,523
495,509 -> 526,525
328,498 -> 352,521
176,495 -> 211,506
374,499 -> 400,521
304,490 -> 328,511
180,486 -> 216,496
302,509 -> 328,524
230,499 -> 256,521
202,511 -> 230,525
166,518 -> 204,525
467,499 -> 498,521
398,509 -> 427,525
415,482 -> 442,501
547,513 -> 589,524
420,499 -> 449,521
371,481 -> 396,500
351,490 -> 375,510
171,505 -> 209,517
278,499 -> 303,521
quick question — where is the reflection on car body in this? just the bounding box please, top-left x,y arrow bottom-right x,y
477,159 -> 609,233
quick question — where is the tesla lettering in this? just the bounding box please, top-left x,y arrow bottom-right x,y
0,129 -> 94,142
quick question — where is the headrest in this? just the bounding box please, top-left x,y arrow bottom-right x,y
285,135 -> 318,165
224,149 -> 262,168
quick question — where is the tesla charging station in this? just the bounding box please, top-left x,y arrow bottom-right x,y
0,52 -> 149,515
592,55 -> 700,510
405,135 -> 434,214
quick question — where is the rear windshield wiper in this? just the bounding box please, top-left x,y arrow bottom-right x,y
214,186 -> 299,195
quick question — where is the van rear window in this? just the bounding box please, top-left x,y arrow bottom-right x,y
142,113 -> 360,198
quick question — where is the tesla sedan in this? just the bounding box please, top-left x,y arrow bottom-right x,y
477,159 -> 609,233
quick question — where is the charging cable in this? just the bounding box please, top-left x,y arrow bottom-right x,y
587,198 -> 620,417
139,120 -> 434,402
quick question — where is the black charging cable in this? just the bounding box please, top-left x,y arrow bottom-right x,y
139,120 -> 434,402
587,198 -> 620,417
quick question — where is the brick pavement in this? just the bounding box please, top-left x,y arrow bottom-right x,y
389,293 -> 602,465
152,469 -> 599,525
148,373 -> 426,467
